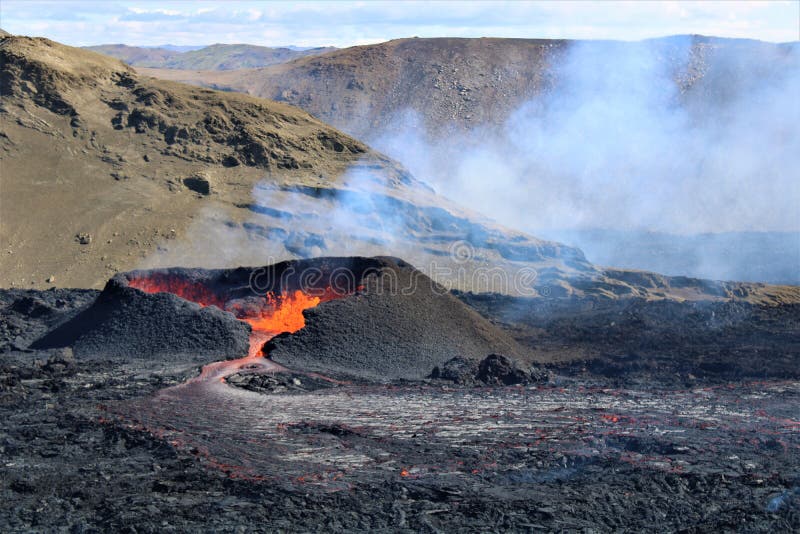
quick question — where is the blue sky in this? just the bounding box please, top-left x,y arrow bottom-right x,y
1,1 -> 798,47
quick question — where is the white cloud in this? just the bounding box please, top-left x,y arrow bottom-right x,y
126,7 -> 181,16
1,1 -> 797,47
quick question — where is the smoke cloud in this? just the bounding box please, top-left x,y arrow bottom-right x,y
368,37 -> 800,282
145,37 -> 799,284
372,37 -> 800,235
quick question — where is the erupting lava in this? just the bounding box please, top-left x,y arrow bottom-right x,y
243,291 -> 321,335
128,277 -> 226,308
128,276 -> 327,360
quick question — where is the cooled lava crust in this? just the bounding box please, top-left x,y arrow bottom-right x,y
33,256 -> 527,380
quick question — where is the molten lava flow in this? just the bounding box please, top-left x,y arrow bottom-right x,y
128,276 -> 226,308
242,290 -> 321,336
107,274 -> 360,482
128,276 -> 332,360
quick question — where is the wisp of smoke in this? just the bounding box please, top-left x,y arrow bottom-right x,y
370,36 -> 800,280
375,37 -> 800,234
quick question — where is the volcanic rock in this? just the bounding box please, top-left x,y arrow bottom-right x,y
42,347 -> 75,375
2,280 -> 800,531
266,258 -> 529,381
475,353 -> 545,386
183,175 -> 211,195
458,291 -> 800,383
32,276 -> 251,361
226,372 -> 336,394
10,296 -> 54,318
430,356 -> 478,384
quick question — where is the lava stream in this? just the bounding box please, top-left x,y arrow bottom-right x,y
109,276 -> 367,482
127,278 -> 326,383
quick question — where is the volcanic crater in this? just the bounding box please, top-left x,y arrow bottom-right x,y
36,256 -> 530,381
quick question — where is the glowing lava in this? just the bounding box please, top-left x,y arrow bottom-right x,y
129,277 -> 324,351
243,291 -> 321,336
127,276 -> 226,308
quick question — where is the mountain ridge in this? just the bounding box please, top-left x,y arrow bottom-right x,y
1,33 -> 797,306
135,35 -> 799,138
0,34 -> 585,291
85,42 -> 337,70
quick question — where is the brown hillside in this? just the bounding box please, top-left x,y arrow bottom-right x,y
0,35 -> 587,290
1,34 -> 796,305
138,36 -> 798,140
139,37 -> 564,138
0,35 -> 403,287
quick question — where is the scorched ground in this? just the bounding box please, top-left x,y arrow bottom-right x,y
1,257 -> 798,531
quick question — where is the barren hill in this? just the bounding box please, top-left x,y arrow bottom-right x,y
1,34 -> 796,305
0,35 -> 583,290
83,44 -> 182,67
138,37 -> 562,137
137,35 -> 799,139
87,43 -> 336,70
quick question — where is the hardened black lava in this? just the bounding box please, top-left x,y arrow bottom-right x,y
1,256 -> 799,531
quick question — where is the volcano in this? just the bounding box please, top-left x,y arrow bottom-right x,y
34,257 -> 528,380
2,31 -> 800,532
4,262 -> 800,530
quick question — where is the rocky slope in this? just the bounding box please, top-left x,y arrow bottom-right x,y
136,35 -> 799,139
138,37 -> 563,137
1,33 -> 797,305
87,43 -> 336,70
0,34 -> 585,290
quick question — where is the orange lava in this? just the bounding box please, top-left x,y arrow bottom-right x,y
128,276 -> 326,358
128,276 -> 225,308
243,291 -> 321,335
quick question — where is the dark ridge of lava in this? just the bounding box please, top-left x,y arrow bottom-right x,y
31,275 -> 251,361
32,256 -> 394,361
265,258 -> 529,381
31,256 -> 528,379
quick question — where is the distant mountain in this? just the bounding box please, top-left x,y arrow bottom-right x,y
150,44 -> 205,53
85,43 -> 337,70
283,45 -> 334,51
134,35 -> 799,138
157,44 -> 338,70
541,230 -> 800,285
85,44 -> 181,67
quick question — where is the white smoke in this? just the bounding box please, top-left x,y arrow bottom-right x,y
367,37 -> 800,282
372,37 -> 800,235
143,37 -> 800,283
